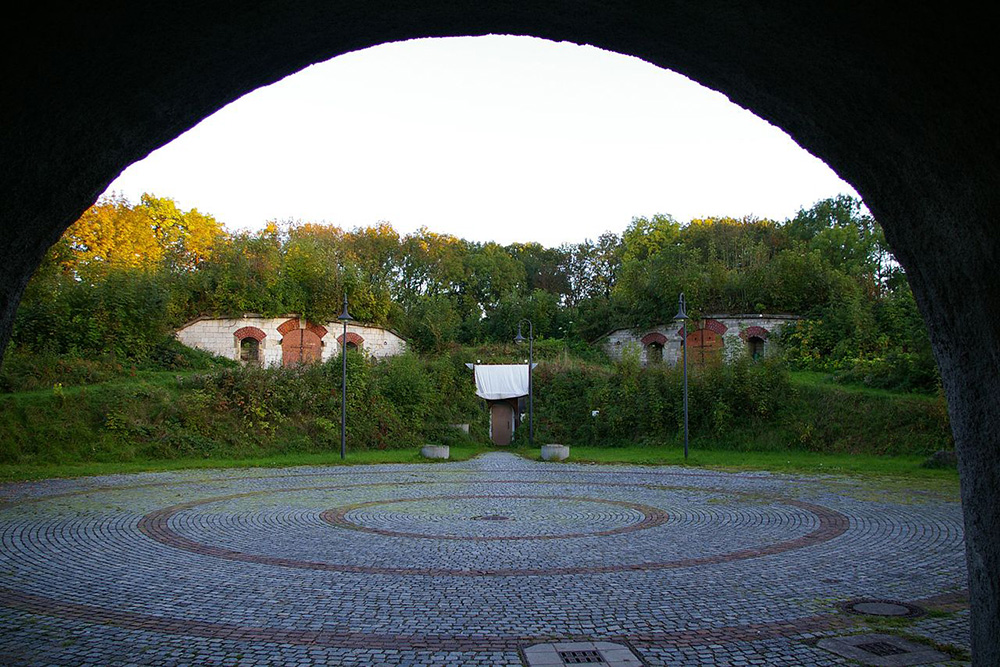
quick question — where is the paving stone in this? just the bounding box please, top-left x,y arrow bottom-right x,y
0,452 -> 970,665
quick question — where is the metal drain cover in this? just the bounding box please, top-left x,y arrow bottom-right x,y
856,641 -> 909,657
817,633 -> 949,666
559,649 -> 604,664
843,598 -> 925,618
523,641 -> 642,666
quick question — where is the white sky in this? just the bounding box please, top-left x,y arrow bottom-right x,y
104,35 -> 857,248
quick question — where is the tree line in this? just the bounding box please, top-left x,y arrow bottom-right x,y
9,192 -> 937,391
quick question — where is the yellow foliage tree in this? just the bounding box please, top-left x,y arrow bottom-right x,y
60,193 -> 224,276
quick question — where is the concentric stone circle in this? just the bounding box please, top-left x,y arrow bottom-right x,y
133,480 -> 847,576
319,493 -> 670,540
0,452 -> 970,666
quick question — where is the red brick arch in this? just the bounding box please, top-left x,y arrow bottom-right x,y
233,326 -> 266,342
277,318 -> 300,335
640,332 -> 668,346
703,319 -> 728,335
336,332 -> 365,348
740,325 -> 770,340
675,319 -> 728,337
278,318 -> 327,339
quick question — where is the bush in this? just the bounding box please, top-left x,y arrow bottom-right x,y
531,354 -> 791,447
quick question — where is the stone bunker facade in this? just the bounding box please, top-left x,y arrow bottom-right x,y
598,314 -> 798,367
176,315 -> 407,367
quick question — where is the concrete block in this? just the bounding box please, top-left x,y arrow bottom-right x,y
421,445 -> 449,460
541,444 -> 569,461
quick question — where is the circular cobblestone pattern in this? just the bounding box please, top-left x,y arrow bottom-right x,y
0,453 -> 970,666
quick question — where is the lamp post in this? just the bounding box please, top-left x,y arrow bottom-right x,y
673,293 -> 690,461
514,319 -> 534,445
338,294 -> 353,460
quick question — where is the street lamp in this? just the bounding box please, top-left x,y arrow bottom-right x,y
338,294 -> 353,460
514,319 -> 534,445
673,293 -> 690,461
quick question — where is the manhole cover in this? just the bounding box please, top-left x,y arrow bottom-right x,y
843,599 -> 925,618
471,514 -> 512,521
559,649 -> 604,664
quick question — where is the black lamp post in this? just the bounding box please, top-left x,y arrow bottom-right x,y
673,293 -> 690,461
514,319 -> 534,445
338,294 -> 353,460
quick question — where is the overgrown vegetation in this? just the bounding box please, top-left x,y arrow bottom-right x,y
0,191 -> 953,477
524,354 -> 950,456
7,193 -> 937,393
0,343 -> 952,471
0,350 -> 484,466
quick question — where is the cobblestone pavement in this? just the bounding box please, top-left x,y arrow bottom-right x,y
0,453 -> 970,665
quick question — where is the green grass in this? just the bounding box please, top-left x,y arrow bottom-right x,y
509,443 -> 960,497
0,443 -> 493,482
0,444 -> 960,500
789,369 -> 942,401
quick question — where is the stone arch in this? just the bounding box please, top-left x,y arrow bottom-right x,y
4,6 -> 999,660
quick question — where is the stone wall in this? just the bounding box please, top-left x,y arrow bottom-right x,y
175,315 -> 407,366
598,314 -> 799,367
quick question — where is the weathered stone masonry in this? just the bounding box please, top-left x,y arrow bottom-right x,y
175,315 -> 407,366
599,314 -> 798,367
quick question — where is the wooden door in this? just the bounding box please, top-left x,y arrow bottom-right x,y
686,328 -> 723,366
281,329 -> 322,366
490,403 -> 513,446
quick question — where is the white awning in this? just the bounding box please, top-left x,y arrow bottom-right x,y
474,364 -> 530,400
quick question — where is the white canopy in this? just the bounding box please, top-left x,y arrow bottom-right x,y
474,364 -> 530,400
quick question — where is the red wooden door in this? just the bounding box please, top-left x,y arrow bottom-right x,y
686,328 -> 723,366
282,329 -> 322,366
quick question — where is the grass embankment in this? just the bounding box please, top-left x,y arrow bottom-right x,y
713,370 -> 952,456
0,367 -> 956,485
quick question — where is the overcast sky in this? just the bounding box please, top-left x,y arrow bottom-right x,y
104,35 -> 857,248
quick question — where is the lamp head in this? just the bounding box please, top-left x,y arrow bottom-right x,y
338,294 -> 353,322
514,322 -> 525,344
673,292 -> 688,321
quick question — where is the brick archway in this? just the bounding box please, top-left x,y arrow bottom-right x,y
640,332 -> 668,346
739,326 -> 769,341
278,318 -> 328,339
233,326 -> 266,342
336,331 -> 365,349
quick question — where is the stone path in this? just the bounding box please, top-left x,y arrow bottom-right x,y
0,453 -> 971,665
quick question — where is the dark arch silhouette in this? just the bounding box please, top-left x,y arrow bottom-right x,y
2,3 -> 997,662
